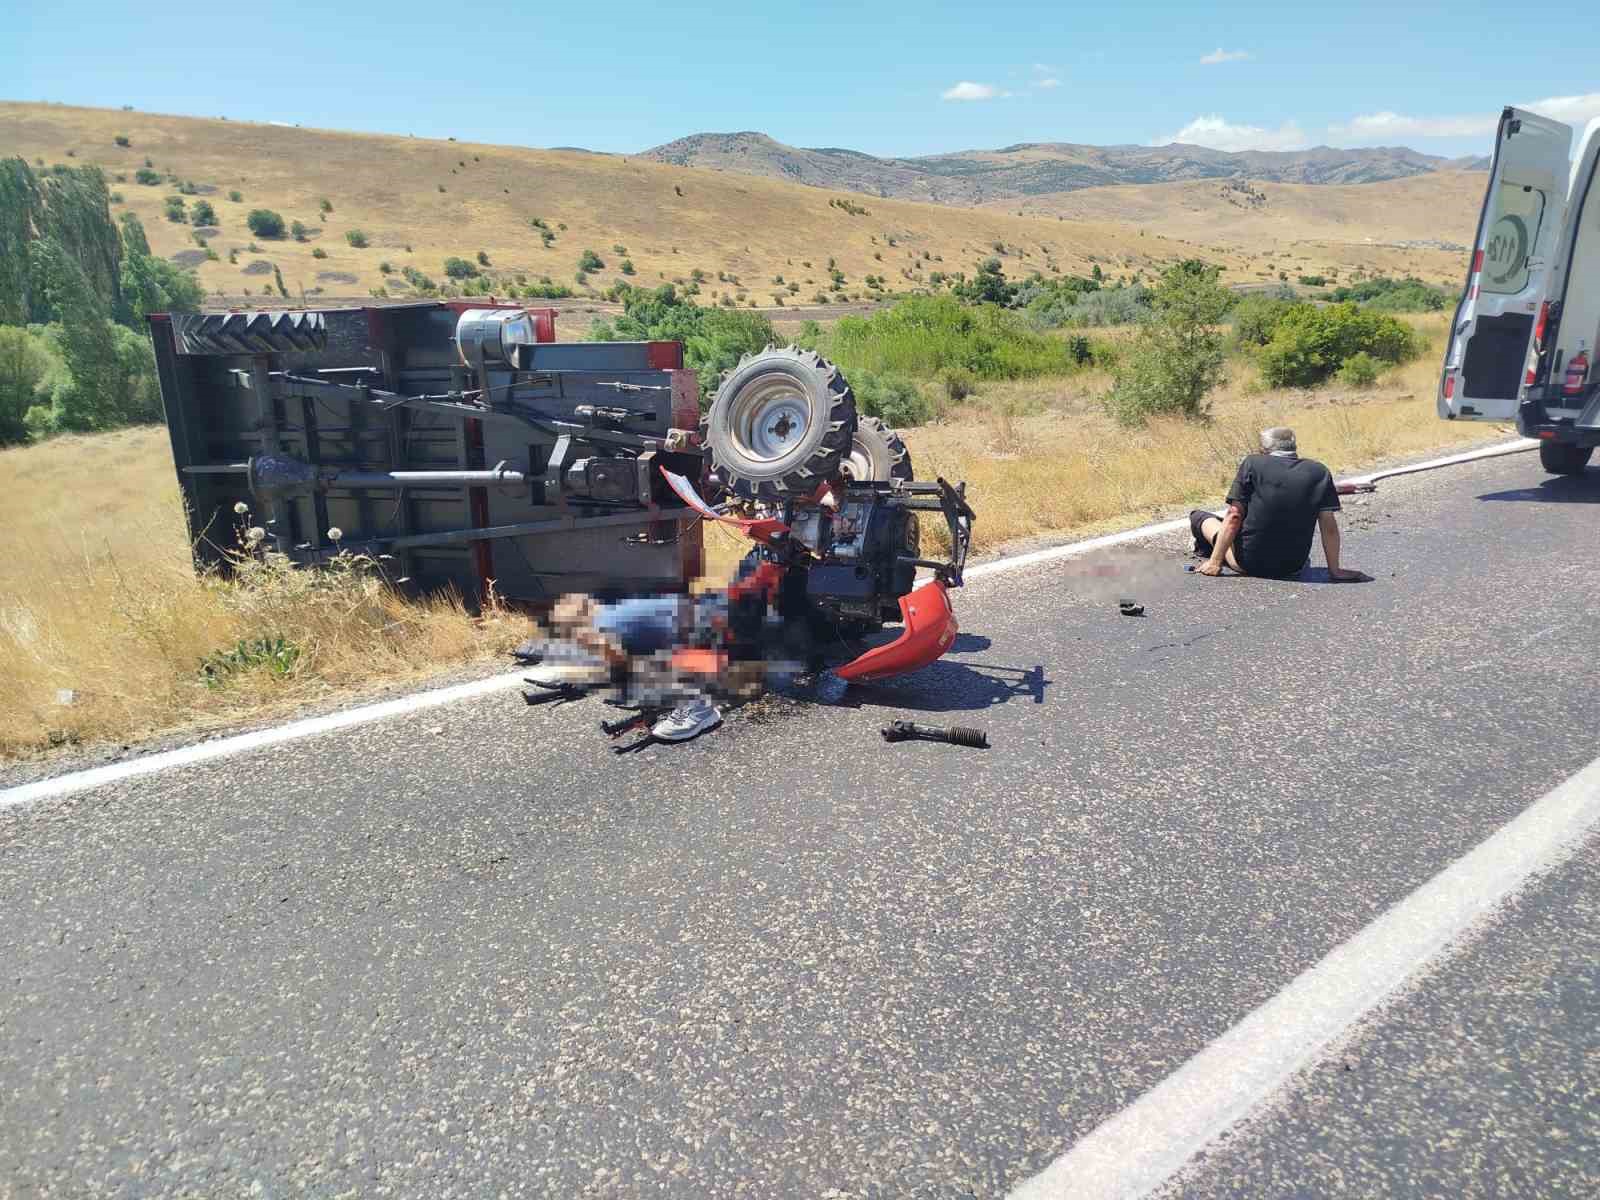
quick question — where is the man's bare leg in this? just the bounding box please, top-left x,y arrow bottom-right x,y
1197,516 -> 1245,573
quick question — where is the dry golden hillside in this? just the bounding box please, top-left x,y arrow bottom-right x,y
1,102 -> 1467,306
986,172 -> 1483,285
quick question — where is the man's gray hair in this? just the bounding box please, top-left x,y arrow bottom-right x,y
1260,426 -> 1297,453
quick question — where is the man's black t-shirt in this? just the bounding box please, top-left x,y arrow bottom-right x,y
1225,452 -> 1340,578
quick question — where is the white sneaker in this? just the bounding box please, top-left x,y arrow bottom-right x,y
523,643 -> 611,688
651,699 -> 723,741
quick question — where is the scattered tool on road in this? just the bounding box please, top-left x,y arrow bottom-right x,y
880,720 -> 990,748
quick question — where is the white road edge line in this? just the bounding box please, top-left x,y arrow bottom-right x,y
0,437 -> 1537,811
1008,750 -> 1600,1200
0,672 -> 531,811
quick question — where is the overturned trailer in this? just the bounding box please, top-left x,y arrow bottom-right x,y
150,302 -> 705,604
152,300 -> 976,681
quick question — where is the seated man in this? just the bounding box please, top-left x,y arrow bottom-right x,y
1191,426 -> 1363,581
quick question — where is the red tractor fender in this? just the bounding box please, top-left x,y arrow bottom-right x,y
833,579 -> 959,683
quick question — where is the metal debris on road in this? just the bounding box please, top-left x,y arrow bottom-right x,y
880,720 -> 989,748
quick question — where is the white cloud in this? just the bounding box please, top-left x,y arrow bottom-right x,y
1330,111 -> 1494,140
942,81 -> 1002,102
1036,77 -> 1062,89
1199,47 -> 1251,65
1331,93 -> 1600,142
1157,114 -> 1309,152
1031,62 -> 1058,74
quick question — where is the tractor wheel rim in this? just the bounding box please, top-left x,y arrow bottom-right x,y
840,441 -> 873,480
730,376 -> 812,462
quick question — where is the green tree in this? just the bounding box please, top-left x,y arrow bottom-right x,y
118,211 -> 202,322
345,229 -> 369,248
953,257 -> 1013,306
1258,303 -> 1419,388
164,196 -> 186,222
0,326 -> 52,445
1106,259 -> 1233,424
189,199 -> 217,226
443,256 -> 478,279
247,209 -> 286,239
578,248 -> 604,272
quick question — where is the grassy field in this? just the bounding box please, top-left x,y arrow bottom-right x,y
0,427 -> 524,757
0,314 -> 1503,759
986,172 -> 1482,278
2,102 -> 1467,308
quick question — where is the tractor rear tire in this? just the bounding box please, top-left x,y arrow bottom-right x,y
705,346 -> 857,499
842,416 -> 914,483
1539,441 -> 1593,475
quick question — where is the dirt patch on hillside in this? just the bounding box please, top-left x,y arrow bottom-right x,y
241,259 -> 274,275
170,249 -> 209,268
315,271 -> 358,285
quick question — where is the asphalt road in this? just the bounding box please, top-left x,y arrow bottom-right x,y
3,449 -> 1597,1198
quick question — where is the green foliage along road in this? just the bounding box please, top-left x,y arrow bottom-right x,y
0,157 -> 203,445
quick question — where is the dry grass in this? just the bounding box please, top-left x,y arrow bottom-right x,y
2,101 -> 1461,307
987,172 -> 1482,285
0,428 -> 524,758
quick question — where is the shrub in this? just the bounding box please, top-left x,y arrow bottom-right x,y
311,247 -> 327,259
228,189 -> 242,203
378,261 -> 393,275
619,258 -> 635,276
1230,292 -> 1302,348
246,209 -> 286,239
319,198 -> 333,214
1297,274 -> 1327,287
113,135 -> 131,148
163,196 -> 186,222
1329,275 -> 1451,313
1337,351 -> 1381,389
940,366 -> 977,402
540,230 -> 556,247
189,199 -> 216,226
291,220 -> 309,241
109,191 -> 123,204
612,244 -> 626,255
1105,260 -> 1233,425
134,167 -> 161,185
578,249 -> 604,272
443,256 -> 479,279
852,370 -> 935,427
1258,303 -> 1420,388
819,294 -> 1081,382
345,229 -> 370,248
522,279 -> 574,298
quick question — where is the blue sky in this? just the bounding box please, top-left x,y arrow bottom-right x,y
4,0 -> 1597,159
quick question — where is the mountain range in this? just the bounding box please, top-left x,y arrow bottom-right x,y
639,131 -> 1489,206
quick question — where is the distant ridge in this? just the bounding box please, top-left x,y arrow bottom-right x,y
641,131 -> 1490,206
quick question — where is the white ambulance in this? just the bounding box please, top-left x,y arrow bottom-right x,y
1439,107 -> 1600,474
